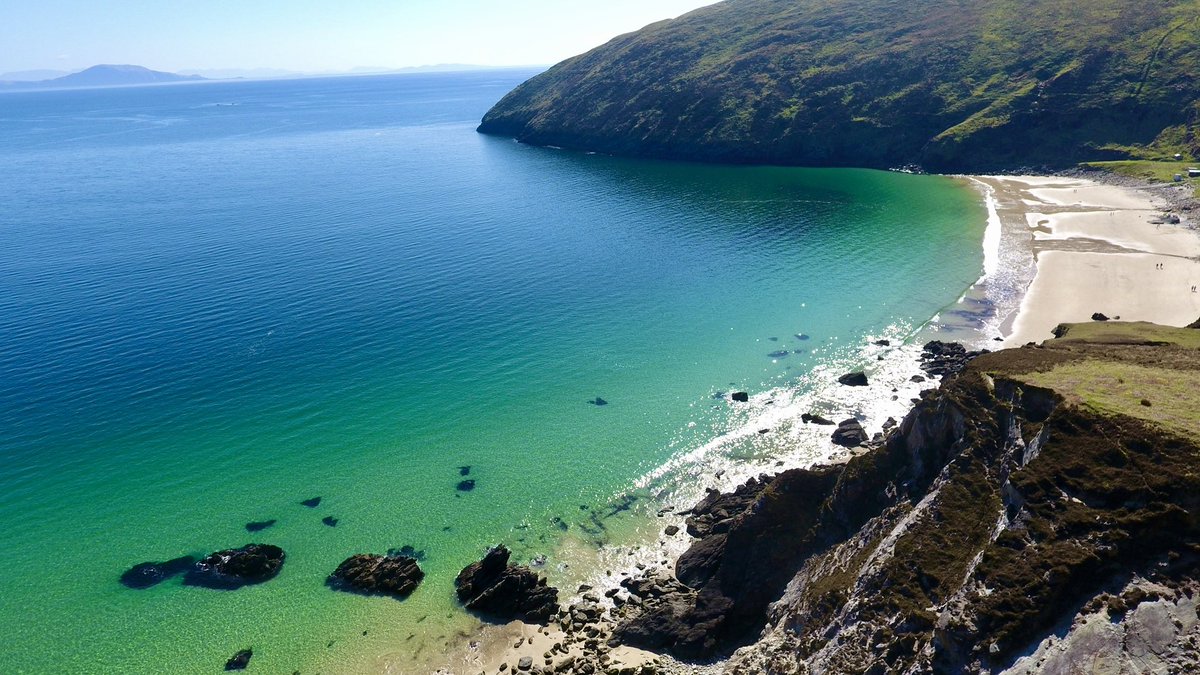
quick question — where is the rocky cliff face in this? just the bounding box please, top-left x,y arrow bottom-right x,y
613,321 -> 1200,673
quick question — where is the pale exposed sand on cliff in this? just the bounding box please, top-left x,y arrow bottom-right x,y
974,176 -> 1200,347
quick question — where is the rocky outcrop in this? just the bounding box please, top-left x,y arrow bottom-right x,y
830,419 -> 868,447
920,340 -> 988,379
455,545 -> 560,624
327,554 -> 424,599
119,555 -> 196,589
837,371 -> 869,387
183,544 -> 285,589
614,322 -> 1200,672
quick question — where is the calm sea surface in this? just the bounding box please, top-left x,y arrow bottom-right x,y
0,71 -> 985,673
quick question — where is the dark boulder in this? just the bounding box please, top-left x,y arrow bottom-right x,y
224,649 -> 252,671
874,339 -> 891,346
1092,312 -> 1110,321
322,516 -> 339,527
183,544 -> 285,589
454,545 -> 560,624
920,340 -> 989,379
730,392 -> 749,402
300,496 -> 322,508
327,553 -> 424,599
119,555 -> 196,589
838,371 -> 869,387
245,519 -> 276,532
801,412 -> 835,425
457,479 -> 476,492
831,419 -> 868,447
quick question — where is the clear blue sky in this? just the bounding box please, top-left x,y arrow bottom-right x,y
0,0 -> 718,74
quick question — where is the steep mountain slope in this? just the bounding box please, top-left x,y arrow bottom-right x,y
479,0 -> 1200,171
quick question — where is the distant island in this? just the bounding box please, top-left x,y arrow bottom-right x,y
478,0 -> 1200,172
0,64 -> 205,90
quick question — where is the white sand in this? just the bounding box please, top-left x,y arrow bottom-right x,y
973,176 -> 1200,347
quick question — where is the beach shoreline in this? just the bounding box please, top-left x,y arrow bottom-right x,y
397,172 -> 1200,675
970,175 -> 1200,347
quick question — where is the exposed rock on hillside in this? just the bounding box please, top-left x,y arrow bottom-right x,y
612,321 -> 1200,673
480,0 -> 1200,171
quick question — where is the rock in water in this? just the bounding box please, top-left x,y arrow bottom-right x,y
184,544 -> 285,589
327,554 -> 425,599
300,496 -> 322,508
730,391 -> 749,402
322,516 -> 338,527
455,545 -> 560,624
801,413 -> 835,426
920,340 -> 989,379
244,519 -> 276,532
837,371 -> 869,386
457,479 -> 476,492
588,397 -> 608,406
831,419 -> 868,447
119,555 -> 196,589
224,649 -> 252,671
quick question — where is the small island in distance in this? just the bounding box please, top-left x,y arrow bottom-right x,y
0,64 -> 205,90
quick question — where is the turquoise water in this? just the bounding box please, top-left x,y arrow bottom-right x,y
0,71 -> 985,673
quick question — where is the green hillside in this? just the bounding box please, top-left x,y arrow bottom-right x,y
479,0 -> 1200,171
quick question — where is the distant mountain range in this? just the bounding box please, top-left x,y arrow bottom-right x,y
0,63 -> 541,91
0,64 -> 204,90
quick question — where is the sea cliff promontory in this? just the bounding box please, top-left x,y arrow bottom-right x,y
479,0 -> 1200,171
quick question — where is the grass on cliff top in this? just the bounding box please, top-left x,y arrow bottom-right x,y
1081,160 -> 1200,197
1007,321 -> 1200,441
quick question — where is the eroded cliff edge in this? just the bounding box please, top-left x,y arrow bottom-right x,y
612,321 -> 1200,674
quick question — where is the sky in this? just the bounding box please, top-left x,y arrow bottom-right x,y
0,0 -> 719,75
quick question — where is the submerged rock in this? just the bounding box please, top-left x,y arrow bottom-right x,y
458,465 -> 471,476
838,371 -> 869,386
300,496 -> 322,508
830,419 -> 868,447
224,648 -> 252,671
184,544 -> 285,589
119,555 -> 196,589
327,553 -> 424,599
388,545 -> 427,561
244,519 -> 276,532
457,479 -> 476,492
588,397 -> 609,406
767,350 -> 790,358
322,516 -> 339,527
455,545 -> 560,624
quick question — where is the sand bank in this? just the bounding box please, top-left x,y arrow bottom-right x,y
971,176 -> 1200,347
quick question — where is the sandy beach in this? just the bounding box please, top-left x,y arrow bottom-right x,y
971,176 -> 1200,347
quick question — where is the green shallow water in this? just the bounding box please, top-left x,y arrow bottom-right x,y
0,71 -> 985,673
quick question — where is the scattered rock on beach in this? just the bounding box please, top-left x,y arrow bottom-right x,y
730,391 -> 749,402
300,496 -> 322,508
224,648 -> 252,671
119,555 -> 196,589
838,371 -> 869,387
183,544 -> 285,589
455,545 -> 560,624
327,553 -> 424,599
831,419 -> 868,447
245,519 -> 276,532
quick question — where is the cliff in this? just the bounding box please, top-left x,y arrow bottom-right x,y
612,321 -> 1200,673
479,0 -> 1200,171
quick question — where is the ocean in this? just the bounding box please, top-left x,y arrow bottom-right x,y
0,70 -> 986,673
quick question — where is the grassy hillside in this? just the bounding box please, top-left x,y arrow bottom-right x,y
479,0 -> 1200,171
